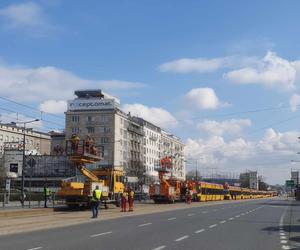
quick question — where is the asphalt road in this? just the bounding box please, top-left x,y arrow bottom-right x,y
0,197 -> 298,250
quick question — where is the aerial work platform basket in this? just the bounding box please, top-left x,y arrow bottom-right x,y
66,137 -> 103,164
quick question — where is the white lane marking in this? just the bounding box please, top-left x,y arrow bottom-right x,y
280,233 -> 286,236
280,240 -> 288,244
282,246 -> 291,249
229,217 -> 234,220
188,213 -> 195,217
175,235 -> 189,242
241,213 -> 245,216
202,211 -> 208,214
152,246 -> 166,250
168,217 -> 176,221
280,236 -> 287,240
138,222 -> 152,227
26,247 -> 43,250
209,224 -> 217,228
90,231 -> 113,238
195,229 -> 205,234
220,220 -> 226,224
235,215 -> 240,218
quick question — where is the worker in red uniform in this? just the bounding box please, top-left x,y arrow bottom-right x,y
186,189 -> 192,204
128,189 -> 134,212
121,190 -> 128,212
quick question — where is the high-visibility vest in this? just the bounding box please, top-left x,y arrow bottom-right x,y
92,189 -> 101,201
44,187 -> 50,196
130,191 -> 134,198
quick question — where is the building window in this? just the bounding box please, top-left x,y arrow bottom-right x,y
86,116 -> 95,122
72,127 -> 79,134
103,148 -> 108,156
72,115 -> 80,122
101,127 -> 111,133
100,115 -> 109,122
87,127 -> 95,134
100,137 -> 109,143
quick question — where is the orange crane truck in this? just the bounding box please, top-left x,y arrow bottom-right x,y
58,137 -> 124,208
149,156 -> 184,203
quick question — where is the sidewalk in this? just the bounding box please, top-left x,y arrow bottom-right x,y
282,198 -> 300,249
0,200 -> 45,210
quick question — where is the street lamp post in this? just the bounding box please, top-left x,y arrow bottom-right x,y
19,119 -> 39,208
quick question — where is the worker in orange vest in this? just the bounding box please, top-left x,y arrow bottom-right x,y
121,190 -> 128,212
128,189 -> 134,212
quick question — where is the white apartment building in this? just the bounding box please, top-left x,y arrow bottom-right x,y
131,117 -> 161,182
65,89 -> 185,185
160,130 -> 185,180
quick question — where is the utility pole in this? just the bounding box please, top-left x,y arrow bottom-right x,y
18,119 -> 39,208
195,160 -> 198,181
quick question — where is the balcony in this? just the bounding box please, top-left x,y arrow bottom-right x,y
127,125 -> 145,136
149,135 -> 158,141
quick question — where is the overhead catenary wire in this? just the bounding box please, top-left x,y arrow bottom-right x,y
0,95 -> 65,120
0,113 -> 62,132
0,106 -> 64,128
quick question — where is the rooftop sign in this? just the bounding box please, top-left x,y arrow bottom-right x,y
67,98 -> 119,111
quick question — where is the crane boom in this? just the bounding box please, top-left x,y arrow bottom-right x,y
77,163 -> 100,182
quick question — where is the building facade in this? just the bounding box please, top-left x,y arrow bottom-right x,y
65,89 -> 185,185
131,117 -> 161,182
0,123 -> 51,156
240,171 -> 258,190
160,130 -> 185,180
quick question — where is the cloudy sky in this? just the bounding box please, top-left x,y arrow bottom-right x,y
1,1 -> 300,184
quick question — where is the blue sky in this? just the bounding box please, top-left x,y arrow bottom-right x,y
1,0 -> 300,184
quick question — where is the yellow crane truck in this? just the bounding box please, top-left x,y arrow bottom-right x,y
58,137 -> 124,208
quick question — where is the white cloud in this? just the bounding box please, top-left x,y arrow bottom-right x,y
0,64 -> 145,102
158,55 -> 262,74
224,51 -> 297,91
185,88 -> 222,109
197,119 -> 251,136
0,112 -> 43,130
158,57 -> 226,73
39,100 -> 67,114
0,2 -> 45,29
185,128 -> 300,184
122,104 -> 178,129
290,94 -> 300,112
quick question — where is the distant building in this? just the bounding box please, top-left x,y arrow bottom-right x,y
240,171 -> 258,190
50,131 -> 65,155
0,122 -> 50,156
160,130 -> 185,180
291,170 -> 299,186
